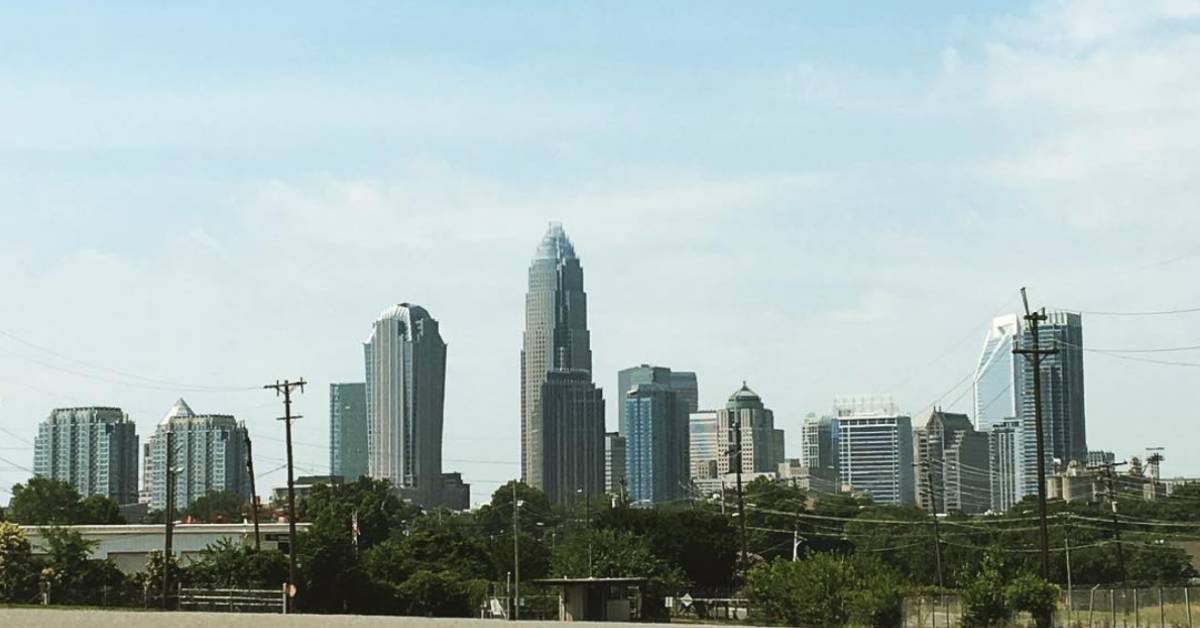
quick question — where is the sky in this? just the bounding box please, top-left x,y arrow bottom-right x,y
3,0 -> 1200,506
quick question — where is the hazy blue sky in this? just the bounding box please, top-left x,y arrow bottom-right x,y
3,0 -> 1200,504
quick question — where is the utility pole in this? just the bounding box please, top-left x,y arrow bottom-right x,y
732,410 -> 748,577
266,378 -> 306,612
1063,513 -> 1074,621
245,433 -> 261,551
1094,461 -> 1128,585
162,429 -> 176,610
512,482 -> 521,621
1013,287 -> 1057,581
923,462 -> 946,589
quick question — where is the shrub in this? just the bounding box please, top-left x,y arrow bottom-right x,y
1005,573 -> 1059,628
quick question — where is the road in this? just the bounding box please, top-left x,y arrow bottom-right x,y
0,609 -> 656,628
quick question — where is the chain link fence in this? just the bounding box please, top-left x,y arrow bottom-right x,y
902,588 -> 1199,628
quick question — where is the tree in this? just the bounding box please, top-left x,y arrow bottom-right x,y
396,569 -> 483,617
187,538 -> 287,589
0,522 -> 37,603
746,553 -> 856,627
7,478 -> 86,525
80,494 -> 125,525
184,490 -> 246,523
1005,573 -> 1059,628
299,477 -> 419,552
40,526 -> 126,605
144,549 -> 185,604
552,527 -> 686,597
961,549 -> 1012,628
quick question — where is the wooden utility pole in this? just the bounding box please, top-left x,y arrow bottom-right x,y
266,378 -> 306,612
732,410 -> 748,577
512,482 -> 521,621
1013,287 -> 1058,581
162,429 -> 177,609
245,433 -> 261,551
924,462 -> 946,589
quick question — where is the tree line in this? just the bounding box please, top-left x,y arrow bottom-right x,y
2,475 -> 1198,625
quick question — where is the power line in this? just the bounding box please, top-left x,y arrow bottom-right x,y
1051,306 -> 1200,317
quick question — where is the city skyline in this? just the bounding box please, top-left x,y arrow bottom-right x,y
4,1 -> 1200,506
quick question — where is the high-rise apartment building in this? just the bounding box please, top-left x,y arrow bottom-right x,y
33,407 -> 139,505
329,382 -> 369,481
364,304 -> 447,508
605,432 -> 627,496
835,400 -> 914,505
913,410 -> 991,514
539,370 -> 605,504
521,223 -> 603,501
149,399 -> 249,511
140,442 -> 152,504
624,383 -> 690,506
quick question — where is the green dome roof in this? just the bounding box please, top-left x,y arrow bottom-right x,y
726,381 -> 765,410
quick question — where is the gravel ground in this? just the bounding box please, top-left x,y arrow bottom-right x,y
0,609 -> 663,628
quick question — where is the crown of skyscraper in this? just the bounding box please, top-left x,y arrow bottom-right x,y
535,221 -> 577,261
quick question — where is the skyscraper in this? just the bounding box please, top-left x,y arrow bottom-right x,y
1018,311 -> 1087,470
974,312 -> 1087,503
149,399 -> 249,511
717,384 -> 786,476
801,414 -> 838,474
329,382 -> 368,481
688,410 -> 720,484
34,407 -> 139,505
605,432 -> 627,496
624,383 -> 690,506
989,418 -> 1024,512
521,223 -> 600,497
365,304 -> 447,508
972,315 -> 1025,432
913,410 -> 991,514
835,400 -> 914,505
616,364 -> 698,433
539,369 -> 605,504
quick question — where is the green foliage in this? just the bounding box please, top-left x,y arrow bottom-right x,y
396,570 -> 485,617
183,490 -> 246,523
187,538 -> 288,589
7,478 -> 86,525
0,521 -> 37,603
80,494 -> 125,525
594,505 -> 738,591
846,555 -> 906,628
299,477 -> 419,551
1004,574 -> 1059,628
961,549 -> 1012,628
39,526 -> 126,605
746,553 -> 856,627
144,549 -> 185,599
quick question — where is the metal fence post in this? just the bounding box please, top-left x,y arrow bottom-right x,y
1111,589 -> 1117,628
1088,586 -> 1097,628
282,583 -> 289,615
1135,589 -> 1140,628
1159,587 -> 1165,628
1185,588 -> 1193,628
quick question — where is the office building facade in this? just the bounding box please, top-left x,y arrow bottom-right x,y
149,399 -> 249,511
605,432 -> 627,496
688,410 -> 720,485
364,304 -> 447,508
616,364 -> 698,433
539,369 -> 605,504
836,404 -> 914,505
716,384 -> 786,476
521,223 -> 603,499
33,407 -> 139,505
988,418 -> 1024,512
913,410 -> 991,514
624,383 -> 690,506
329,382 -> 369,481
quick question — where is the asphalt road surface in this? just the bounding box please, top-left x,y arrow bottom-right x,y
0,609 -> 661,628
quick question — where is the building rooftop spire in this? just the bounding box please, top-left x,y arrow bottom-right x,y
535,221 -> 577,261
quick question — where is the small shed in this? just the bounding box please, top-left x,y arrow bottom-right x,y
530,577 -> 647,622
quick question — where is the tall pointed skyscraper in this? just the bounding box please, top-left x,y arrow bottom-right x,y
365,303 -> 447,508
521,223 -> 602,501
